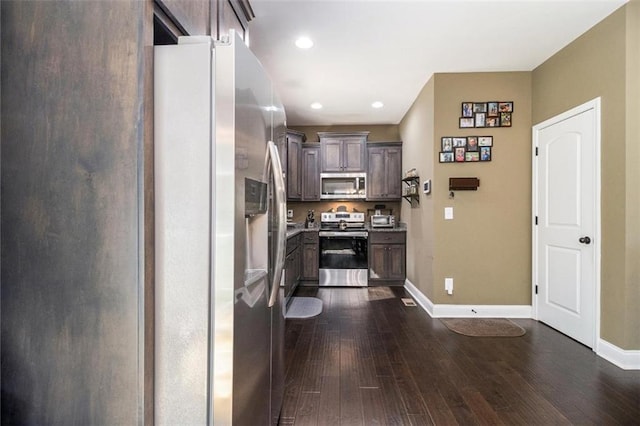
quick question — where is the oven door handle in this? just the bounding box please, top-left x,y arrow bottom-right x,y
264,140 -> 286,308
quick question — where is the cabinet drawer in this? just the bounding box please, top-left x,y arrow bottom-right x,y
369,232 -> 406,244
302,232 -> 319,243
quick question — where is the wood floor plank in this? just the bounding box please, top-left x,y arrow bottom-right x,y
361,387 -> 387,426
460,389 -> 506,426
316,376 -> 340,426
339,336 -> 365,425
379,374 -> 413,426
354,330 -> 379,388
294,391 -> 320,426
380,331 -> 429,416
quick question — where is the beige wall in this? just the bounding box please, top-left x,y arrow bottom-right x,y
532,5 -> 638,349
625,0 -> 640,350
434,73 -> 532,305
398,77 -> 436,300
400,73 -> 532,305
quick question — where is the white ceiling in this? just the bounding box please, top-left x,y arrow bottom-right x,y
248,0 -> 626,126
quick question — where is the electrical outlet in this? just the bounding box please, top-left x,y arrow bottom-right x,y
445,278 -> 453,295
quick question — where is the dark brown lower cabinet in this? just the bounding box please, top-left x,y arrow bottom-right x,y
285,234 -> 301,299
301,232 -> 319,282
368,231 -> 406,286
286,231 -> 320,296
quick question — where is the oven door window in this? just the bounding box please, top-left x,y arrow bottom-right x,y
319,235 -> 368,269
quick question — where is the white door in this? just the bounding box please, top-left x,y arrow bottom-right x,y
533,99 -> 600,348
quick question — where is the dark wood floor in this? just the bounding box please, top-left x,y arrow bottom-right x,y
279,287 -> 640,425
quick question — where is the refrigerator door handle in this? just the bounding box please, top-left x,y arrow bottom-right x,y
265,140 -> 287,307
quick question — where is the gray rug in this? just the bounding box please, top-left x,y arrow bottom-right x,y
286,297 -> 323,319
440,318 -> 526,337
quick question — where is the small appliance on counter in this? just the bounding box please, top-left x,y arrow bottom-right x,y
370,213 -> 395,228
368,207 -> 395,228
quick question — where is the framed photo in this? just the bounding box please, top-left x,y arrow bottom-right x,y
480,146 -> 492,161
486,116 -> 500,127
455,147 -> 466,162
439,152 -> 454,163
487,102 -> 499,117
461,102 -> 473,118
441,137 -> 453,152
498,102 -> 513,113
452,137 -> 467,148
500,112 -> 512,127
459,117 -> 474,128
466,136 -> 478,151
474,113 -> 486,127
465,152 -> 480,162
473,103 -> 487,113
478,136 -> 493,147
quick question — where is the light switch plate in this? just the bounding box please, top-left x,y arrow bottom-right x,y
444,207 -> 454,220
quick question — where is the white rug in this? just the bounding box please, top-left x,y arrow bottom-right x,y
286,297 -> 323,319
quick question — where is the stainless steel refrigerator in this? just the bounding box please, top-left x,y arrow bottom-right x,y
154,33 -> 287,425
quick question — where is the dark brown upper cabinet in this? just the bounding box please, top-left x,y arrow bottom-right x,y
302,145 -> 321,201
367,142 -> 402,200
286,130 -> 306,201
318,132 -> 368,173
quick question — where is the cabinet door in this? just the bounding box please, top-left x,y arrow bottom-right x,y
302,242 -> 319,280
368,244 -> 387,280
321,138 -> 342,172
294,246 -> 301,284
367,146 -> 386,199
387,245 -> 406,281
343,138 -> 365,172
285,251 -> 295,298
302,147 -> 320,201
287,135 -> 302,200
385,147 -> 403,199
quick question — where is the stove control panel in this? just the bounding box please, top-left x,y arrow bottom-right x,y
320,212 -> 365,223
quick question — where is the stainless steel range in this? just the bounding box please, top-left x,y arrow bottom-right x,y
318,212 -> 368,286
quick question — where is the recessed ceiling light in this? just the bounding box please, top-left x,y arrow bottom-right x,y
295,37 -> 314,49
372,101 -> 384,109
310,102 -> 323,110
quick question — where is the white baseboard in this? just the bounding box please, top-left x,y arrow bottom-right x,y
597,339 -> 640,370
404,279 -> 532,318
404,279 -> 434,316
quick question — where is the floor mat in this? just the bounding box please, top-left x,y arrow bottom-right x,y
440,318 -> 526,337
286,297 -> 323,319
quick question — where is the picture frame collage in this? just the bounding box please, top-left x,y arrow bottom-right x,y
439,136 -> 492,163
460,101 -> 513,128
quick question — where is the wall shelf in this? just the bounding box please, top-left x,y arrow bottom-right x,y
402,176 -> 420,204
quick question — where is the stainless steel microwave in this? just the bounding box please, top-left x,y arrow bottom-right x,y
320,172 -> 366,200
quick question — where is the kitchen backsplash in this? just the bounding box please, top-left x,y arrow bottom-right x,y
287,201 -> 401,223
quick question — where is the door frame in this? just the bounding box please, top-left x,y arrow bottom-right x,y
531,97 -> 602,351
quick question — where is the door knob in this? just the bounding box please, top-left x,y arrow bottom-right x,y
579,236 -> 592,244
